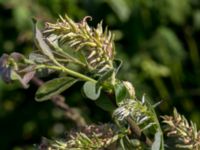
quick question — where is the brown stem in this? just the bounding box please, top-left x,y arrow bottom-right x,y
31,77 -> 87,127
105,92 -> 153,146
126,117 -> 153,146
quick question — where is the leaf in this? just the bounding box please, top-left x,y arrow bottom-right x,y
107,0 -> 131,22
95,93 -> 116,112
96,69 -> 114,91
10,52 -> 25,61
21,71 -> 35,88
35,77 -> 78,101
0,54 -> 9,67
83,81 -> 101,100
151,130 -> 162,150
144,97 -> 164,150
120,136 -> 141,150
114,59 -> 123,74
33,20 -> 56,62
29,51 -> 49,63
120,138 -> 126,150
114,81 -> 129,105
0,67 -> 11,83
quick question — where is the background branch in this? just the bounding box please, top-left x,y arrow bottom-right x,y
31,77 -> 87,127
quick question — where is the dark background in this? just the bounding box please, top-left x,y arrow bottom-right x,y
0,0 -> 200,149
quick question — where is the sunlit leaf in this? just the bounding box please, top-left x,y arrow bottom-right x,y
107,0 -> 131,22
33,20 -> 56,62
83,81 -> 101,100
35,77 -> 78,101
151,130 -> 163,150
145,97 -> 164,150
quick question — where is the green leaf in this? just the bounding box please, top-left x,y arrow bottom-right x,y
35,77 -> 78,101
120,138 -> 126,150
114,81 -> 128,105
95,93 -> 116,112
107,0 -> 131,22
144,97 -> 164,150
151,130 -> 162,150
120,136 -> 141,150
96,69 -> 114,91
83,81 -> 101,100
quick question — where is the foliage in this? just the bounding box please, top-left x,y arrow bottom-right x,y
0,0 -> 200,149
1,14 -> 200,150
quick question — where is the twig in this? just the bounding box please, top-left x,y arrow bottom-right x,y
126,117 -> 153,146
106,92 -> 153,146
31,77 -> 87,127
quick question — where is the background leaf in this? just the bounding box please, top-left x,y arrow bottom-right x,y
94,93 -> 116,112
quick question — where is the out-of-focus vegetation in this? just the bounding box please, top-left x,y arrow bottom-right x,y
0,0 -> 200,149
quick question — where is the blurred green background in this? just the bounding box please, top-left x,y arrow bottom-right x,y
0,0 -> 200,149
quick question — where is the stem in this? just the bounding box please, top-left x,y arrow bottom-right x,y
126,117 -> 152,146
36,65 -> 96,83
53,49 -> 86,67
46,38 -> 86,67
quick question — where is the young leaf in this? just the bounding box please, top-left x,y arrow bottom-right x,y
35,77 -> 78,101
96,69 -> 114,91
83,81 -> 101,100
151,130 -> 162,150
114,59 -> 123,74
33,20 -> 57,64
120,138 -> 126,150
144,97 -> 164,150
114,80 -> 129,105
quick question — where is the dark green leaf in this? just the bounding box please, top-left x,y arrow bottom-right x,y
114,81 -> 128,105
35,77 -> 78,101
95,93 -> 116,112
96,69 -> 114,91
120,136 -> 141,150
83,81 -> 101,100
